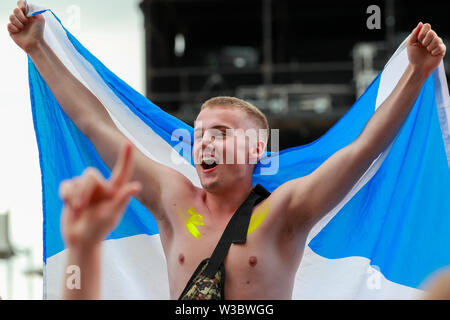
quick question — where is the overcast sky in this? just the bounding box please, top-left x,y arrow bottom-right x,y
0,0 -> 144,299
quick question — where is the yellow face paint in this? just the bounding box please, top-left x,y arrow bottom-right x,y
247,201 -> 271,236
181,207 -> 205,239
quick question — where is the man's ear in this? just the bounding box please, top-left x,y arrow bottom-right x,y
249,140 -> 266,163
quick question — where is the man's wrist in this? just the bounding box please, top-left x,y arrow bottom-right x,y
25,38 -> 45,57
408,63 -> 432,83
68,240 -> 102,258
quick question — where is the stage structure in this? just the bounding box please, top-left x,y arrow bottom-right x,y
140,0 -> 449,148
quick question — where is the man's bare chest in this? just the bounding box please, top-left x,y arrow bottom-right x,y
159,190 -> 295,298
167,228 -> 275,298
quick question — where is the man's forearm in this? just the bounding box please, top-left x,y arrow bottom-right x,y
27,40 -> 114,134
357,64 -> 428,156
27,40 -> 130,176
63,244 -> 101,300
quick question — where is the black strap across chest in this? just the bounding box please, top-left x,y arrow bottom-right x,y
203,184 -> 271,278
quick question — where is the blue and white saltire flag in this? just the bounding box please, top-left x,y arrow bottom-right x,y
25,3 -> 450,299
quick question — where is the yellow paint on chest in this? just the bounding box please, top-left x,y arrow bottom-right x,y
247,201 -> 271,235
180,199 -> 270,239
181,207 -> 205,239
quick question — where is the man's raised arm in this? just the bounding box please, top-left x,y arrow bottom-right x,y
279,22 -> 446,231
7,0 -> 188,220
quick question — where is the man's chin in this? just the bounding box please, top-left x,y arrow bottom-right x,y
200,177 -> 222,192
201,180 -> 217,191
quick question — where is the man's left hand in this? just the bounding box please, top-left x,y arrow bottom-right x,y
407,22 -> 446,77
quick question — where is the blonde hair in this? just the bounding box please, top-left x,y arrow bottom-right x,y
201,96 -> 269,144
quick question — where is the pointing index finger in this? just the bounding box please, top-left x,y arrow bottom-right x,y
110,141 -> 134,188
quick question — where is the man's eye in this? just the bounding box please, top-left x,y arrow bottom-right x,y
213,131 -> 228,139
194,130 -> 228,140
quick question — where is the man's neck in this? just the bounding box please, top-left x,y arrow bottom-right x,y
203,182 -> 254,223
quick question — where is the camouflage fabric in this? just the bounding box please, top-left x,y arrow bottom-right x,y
179,259 -> 224,300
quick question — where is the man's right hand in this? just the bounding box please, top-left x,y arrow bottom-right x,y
7,0 -> 45,54
7,0 -> 189,240
60,142 -> 142,249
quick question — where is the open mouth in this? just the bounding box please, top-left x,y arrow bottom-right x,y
201,158 -> 218,172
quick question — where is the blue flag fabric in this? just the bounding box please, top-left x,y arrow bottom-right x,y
26,4 -> 450,299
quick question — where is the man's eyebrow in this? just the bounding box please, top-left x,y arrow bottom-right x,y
211,125 -> 232,130
193,125 -> 232,132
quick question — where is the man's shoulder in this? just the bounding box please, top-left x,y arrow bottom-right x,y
249,179 -> 313,232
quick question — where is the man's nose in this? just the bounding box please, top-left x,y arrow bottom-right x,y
201,132 -> 215,147
200,136 -> 217,159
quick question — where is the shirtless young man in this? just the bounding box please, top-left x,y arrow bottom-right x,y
8,1 -> 446,300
